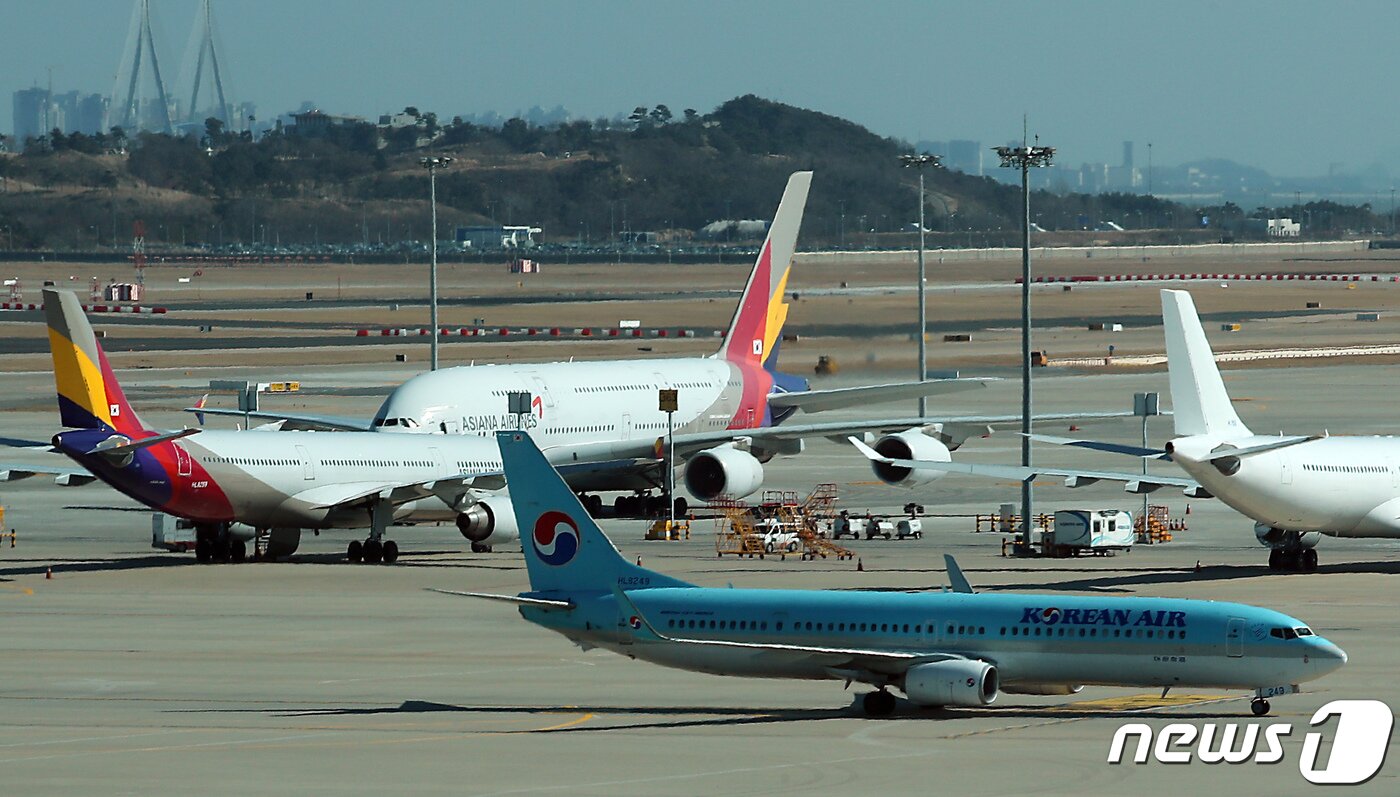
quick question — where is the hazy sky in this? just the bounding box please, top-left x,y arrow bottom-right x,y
5,1 -> 1398,176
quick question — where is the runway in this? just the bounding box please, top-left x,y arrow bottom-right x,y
1,255 -> 1398,793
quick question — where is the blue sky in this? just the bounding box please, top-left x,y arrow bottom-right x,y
5,0 -> 1397,176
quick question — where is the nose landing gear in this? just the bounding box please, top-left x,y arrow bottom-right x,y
1251,697 -> 1271,716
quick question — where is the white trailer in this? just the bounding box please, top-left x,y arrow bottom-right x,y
1046,509 -> 1133,556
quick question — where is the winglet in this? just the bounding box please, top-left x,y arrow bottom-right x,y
944,554 -> 974,594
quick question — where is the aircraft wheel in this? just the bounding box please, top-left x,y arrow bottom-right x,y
362,539 -> 383,564
470,542 -> 492,554
1302,549 -> 1318,571
1268,549 -> 1281,570
863,690 -> 896,717
584,494 -> 603,516
1251,698 -> 1270,716
673,497 -> 689,516
347,539 -> 363,563
195,537 -> 212,563
382,540 -> 399,564
230,540 -> 246,563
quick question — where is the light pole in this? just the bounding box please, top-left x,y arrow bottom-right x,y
900,153 -> 943,417
419,156 -> 453,370
994,140 -> 1054,553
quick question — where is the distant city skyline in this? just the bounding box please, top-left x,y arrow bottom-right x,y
3,1 -> 1397,181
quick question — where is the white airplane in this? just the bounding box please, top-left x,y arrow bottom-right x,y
193,172 -> 1129,551
854,288 -> 1400,572
438,430 -> 1345,718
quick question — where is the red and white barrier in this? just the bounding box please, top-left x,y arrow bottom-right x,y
1017,273 -> 1400,285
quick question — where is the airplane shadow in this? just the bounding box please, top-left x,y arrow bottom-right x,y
174,695 -> 1262,732
0,555 -> 193,579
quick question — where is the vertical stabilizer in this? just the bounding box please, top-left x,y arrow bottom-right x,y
497,431 -> 690,594
1161,289 -> 1250,439
43,289 -> 147,433
717,171 -> 812,370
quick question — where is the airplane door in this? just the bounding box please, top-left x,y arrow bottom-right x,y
621,414 -> 632,440
1392,459 -> 1399,488
440,419 -> 460,435
295,445 -> 314,480
429,447 -> 444,474
1226,617 -> 1245,658
1281,456 -> 1293,485
175,445 -> 192,477
528,375 -> 555,410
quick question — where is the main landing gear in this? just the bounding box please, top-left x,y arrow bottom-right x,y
347,538 -> 399,564
609,492 -> 689,519
194,523 -> 246,564
1268,547 -> 1318,572
1251,697 -> 1271,716
862,689 -> 897,717
347,498 -> 400,564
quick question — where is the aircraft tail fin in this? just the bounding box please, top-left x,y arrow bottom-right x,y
497,431 -> 691,595
717,171 -> 812,372
43,289 -> 148,434
1160,289 -> 1251,439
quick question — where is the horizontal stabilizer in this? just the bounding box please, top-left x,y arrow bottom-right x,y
426,588 -> 574,610
87,428 -> 200,460
768,378 -> 991,414
1206,435 -> 1319,463
1025,433 -> 1169,460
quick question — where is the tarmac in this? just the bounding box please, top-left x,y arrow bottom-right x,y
1,260 -> 1399,794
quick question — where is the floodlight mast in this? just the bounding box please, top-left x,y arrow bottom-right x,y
419,156 -> 453,370
994,142 -> 1054,553
899,153 -> 943,417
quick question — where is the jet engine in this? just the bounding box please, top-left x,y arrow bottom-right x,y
869,430 -> 951,487
456,497 -> 520,544
684,445 -> 764,501
901,659 -> 999,707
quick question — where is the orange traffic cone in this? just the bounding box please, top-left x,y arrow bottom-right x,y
1185,503 -> 1192,515
45,566 -> 52,580
636,555 -> 642,566
857,557 -> 864,572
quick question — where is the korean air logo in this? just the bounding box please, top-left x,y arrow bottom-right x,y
628,615 -> 643,630
532,510 -> 579,567
1040,607 -> 1063,625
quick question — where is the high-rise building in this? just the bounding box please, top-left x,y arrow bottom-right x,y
13,87 -> 50,145
1122,140 -> 1134,169
946,140 -> 983,176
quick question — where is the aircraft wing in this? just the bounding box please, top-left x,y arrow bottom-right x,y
1,462 -> 98,486
288,472 -> 497,512
849,436 -> 1206,496
185,407 -> 371,432
767,378 -> 992,414
671,410 -> 1138,453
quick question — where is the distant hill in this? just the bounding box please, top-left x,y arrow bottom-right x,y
0,96 -> 1375,252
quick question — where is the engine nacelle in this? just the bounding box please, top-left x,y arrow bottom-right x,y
456,498 -> 520,544
1001,682 -> 1083,696
870,430 -> 951,487
684,445 -> 764,501
902,659 -> 998,707
1254,523 -> 1322,550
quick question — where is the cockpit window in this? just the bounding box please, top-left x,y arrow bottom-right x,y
1269,627 -> 1306,640
1295,627 -> 1313,636
371,417 -> 419,429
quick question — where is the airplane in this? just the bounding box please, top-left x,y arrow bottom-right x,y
852,288 -> 1400,573
188,172 -> 1130,551
12,288 -> 566,564
434,430 -> 1346,718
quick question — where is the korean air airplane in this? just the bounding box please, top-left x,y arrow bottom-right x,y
854,289 -> 1400,573
438,431 -> 1345,717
